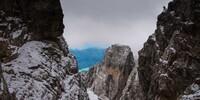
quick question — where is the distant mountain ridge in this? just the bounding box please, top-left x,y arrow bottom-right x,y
70,48 -> 106,71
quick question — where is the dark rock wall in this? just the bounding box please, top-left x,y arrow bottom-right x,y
0,0 -> 64,40
0,0 -> 84,100
138,0 -> 200,100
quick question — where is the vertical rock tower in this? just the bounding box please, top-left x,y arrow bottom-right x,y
87,44 -> 135,100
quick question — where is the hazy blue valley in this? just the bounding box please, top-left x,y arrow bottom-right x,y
70,48 -> 105,71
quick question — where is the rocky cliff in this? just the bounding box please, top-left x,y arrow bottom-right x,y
86,44 -> 135,100
1,0 -> 200,100
0,0 -> 88,100
138,0 -> 200,100
86,0 -> 200,100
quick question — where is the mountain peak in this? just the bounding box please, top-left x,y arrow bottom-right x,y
86,44 -> 135,100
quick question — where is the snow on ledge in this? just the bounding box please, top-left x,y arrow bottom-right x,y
87,88 -> 99,100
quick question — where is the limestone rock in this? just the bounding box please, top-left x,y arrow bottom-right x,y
87,44 -> 135,100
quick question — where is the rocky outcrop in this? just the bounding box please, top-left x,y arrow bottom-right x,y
86,44 -> 135,100
0,0 -> 87,100
0,0 -> 64,40
138,0 -> 200,100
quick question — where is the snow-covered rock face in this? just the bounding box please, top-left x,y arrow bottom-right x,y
87,88 -> 99,100
2,41 -> 70,100
0,0 -> 87,99
138,0 -> 200,100
86,44 -> 135,100
59,74 -> 89,100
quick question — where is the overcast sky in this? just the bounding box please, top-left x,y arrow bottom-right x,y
60,0 -> 171,56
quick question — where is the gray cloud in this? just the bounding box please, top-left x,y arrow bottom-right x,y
60,0 -> 171,56
61,0 -> 171,21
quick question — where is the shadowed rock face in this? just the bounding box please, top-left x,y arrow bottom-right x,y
138,0 -> 200,100
0,0 -> 64,40
87,44 -> 135,100
0,0 -> 86,100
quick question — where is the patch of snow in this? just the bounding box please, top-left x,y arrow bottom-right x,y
8,23 -> 11,30
184,21 -> 194,25
9,45 -> 18,55
170,11 -> 175,16
0,37 -> 7,41
23,34 -> 29,40
181,90 -> 200,100
79,67 -> 90,72
175,17 -> 181,19
160,73 -> 168,77
11,29 -> 22,39
2,41 -> 73,100
159,25 -> 164,34
0,23 -> 7,26
196,78 -> 200,81
87,88 -> 99,100
8,88 -> 14,93
159,58 -> 168,64
169,47 -> 176,53
191,84 -> 199,92
151,35 -> 156,41
6,17 -> 22,24
180,84 -> 200,100
155,42 -> 159,47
